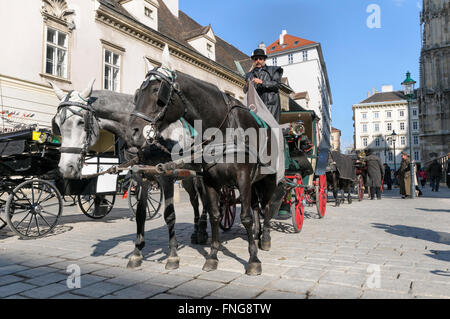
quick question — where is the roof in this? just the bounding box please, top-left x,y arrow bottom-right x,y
266,34 -> 316,55
293,92 -> 309,100
331,127 -> 341,133
359,91 -> 407,104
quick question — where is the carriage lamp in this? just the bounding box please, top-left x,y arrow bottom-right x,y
290,120 -> 305,137
401,71 -> 416,199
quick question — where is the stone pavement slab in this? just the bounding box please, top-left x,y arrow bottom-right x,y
0,187 -> 449,299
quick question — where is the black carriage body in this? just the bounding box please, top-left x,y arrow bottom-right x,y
0,129 -> 61,179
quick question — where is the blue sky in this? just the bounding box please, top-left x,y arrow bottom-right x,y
179,0 -> 423,150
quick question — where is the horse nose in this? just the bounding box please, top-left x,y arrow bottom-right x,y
59,163 -> 79,179
130,127 -> 142,146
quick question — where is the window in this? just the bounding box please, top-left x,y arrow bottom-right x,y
362,124 -> 367,133
288,53 -> 293,64
412,109 -> 418,116
386,111 -> 392,118
375,137 -> 380,146
294,41 -> 299,46
387,122 -> 392,131
302,50 -> 308,61
413,121 -> 418,130
399,110 -> 405,117
207,43 -> 212,52
374,112 -> 379,119
374,123 -> 380,132
104,49 -> 121,92
400,122 -> 405,131
388,138 -> 393,146
145,7 -> 153,19
400,136 -> 406,145
362,113 -> 367,119
414,135 -> 419,145
272,57 -> 277,66
388,151 -> 393,161
414,151 -> 420,161
45,27 -> 68,78
363,138 -> 368,147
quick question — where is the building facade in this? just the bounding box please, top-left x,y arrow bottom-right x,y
418,0 -> 450,164
331,127 -> 341,152
353,86 -> 420,170
1,0 -> 285,132
263,30 -> 333,146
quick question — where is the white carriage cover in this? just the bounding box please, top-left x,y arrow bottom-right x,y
243,82 -> 286,184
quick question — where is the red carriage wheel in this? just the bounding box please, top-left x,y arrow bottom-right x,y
315,175 -> 327,218
358,175 -> 364,201
219,187 -> 236,231
291,177 -> 305,233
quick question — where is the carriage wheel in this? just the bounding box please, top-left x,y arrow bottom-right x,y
0,193 -> 6,230
128,179 -> 163,220
291,178 -> 305,233
315,175 -> 327,218
5,179 -> 63,239
78,194 -> 116,219
219,187 -> 236,231
358,175 -> 364,201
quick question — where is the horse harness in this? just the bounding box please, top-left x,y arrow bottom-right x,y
52,91 -> 98,156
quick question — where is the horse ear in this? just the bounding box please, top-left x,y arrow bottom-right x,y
80,78 -> 96,100
161,44 -> 173,71
48,81 -> 66,101
144,57 -> 154,73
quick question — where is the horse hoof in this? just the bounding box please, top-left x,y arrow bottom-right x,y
202,259 -> 218,272
191,233 -> 199,245
259,240 -> 271,251
246,262 -> 262,276
127,255 -> 143,269
165,257 -> 180,270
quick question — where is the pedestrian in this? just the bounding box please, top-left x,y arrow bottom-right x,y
395,152 -> 410,199
417,166 -> 427,188
365,149 -> 384,200
446,153 -> 450,189
383,163 -> 392,190
428,159 -> 442,192
244,48 -> 283,123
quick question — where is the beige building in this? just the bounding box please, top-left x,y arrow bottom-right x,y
331,127 -> 341,152
0,0 -> 293,132
353,86 -> 420,170
418,0 -> 449,163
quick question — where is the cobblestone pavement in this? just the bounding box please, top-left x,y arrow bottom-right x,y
0,183 -> 449,299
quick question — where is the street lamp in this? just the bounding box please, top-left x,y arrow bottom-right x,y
401,71 -> 417,199
391,130 -> 397,172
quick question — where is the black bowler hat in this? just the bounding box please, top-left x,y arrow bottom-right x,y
251,48 -> 267,60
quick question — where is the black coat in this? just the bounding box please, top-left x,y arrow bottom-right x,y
428,161 -> 442,178
384,165 -> 392,183
244,65 -> 283,122
365,154 -> 384,187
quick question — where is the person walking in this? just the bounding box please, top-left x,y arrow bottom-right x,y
428,159 -> 442,192
383,163 -> 392,190
244,48 -> 283,123
365,150 -> 384,200
446,153 -> 450,189
417,166 -> 427,188
395,152 -> 410,199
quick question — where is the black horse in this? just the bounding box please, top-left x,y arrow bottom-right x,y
127,47 -> 281,275
326,151 -> 356,206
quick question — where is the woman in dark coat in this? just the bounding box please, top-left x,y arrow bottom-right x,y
383,163 -> 392,190
365,150 -> 384,200
395,152 -> 410,198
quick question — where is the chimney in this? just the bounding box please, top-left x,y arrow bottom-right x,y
381,85 -> 394,92
279,30 -> 287,45
258,42 -> 266,51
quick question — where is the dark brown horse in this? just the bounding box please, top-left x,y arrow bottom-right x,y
127,46 -> 281,275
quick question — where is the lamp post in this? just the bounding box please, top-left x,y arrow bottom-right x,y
391,130 -> 397,172
401,71 -> 417,199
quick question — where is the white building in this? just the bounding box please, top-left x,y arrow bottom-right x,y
0,0 -> 257,132
352,85 -> 420,170
264,30 -> 333,146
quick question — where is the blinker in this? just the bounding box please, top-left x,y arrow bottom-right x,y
157,80 -> 171,107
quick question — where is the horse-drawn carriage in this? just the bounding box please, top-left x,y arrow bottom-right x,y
0,126 -> 162,239
217,108 -> 329,234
